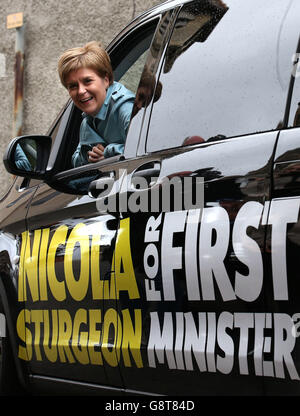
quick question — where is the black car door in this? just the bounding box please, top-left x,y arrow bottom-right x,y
113,0 -> 298,395
21,118 -> 120,390
19,8 -> 173,393
265,0 -> 300,395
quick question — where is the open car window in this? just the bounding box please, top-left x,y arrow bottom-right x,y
50,19 -> 160,176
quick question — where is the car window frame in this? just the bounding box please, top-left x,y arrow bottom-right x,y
44,17 -> 163,184
39,9 -> 183,195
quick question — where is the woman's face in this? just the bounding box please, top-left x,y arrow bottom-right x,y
66,67 -> 109,116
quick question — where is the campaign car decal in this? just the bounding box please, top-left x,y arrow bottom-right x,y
15,199 -> 300,381
17,218 -> 142,368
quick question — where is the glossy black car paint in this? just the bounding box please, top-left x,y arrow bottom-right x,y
1,0 -> 300,396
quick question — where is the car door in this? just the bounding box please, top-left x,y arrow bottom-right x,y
19,110 -> 120,390
113,0 -> 298,395
264,0 -> 300,396
19,9 -> 174,393
0,175 -> 40,390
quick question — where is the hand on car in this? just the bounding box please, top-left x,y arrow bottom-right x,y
88,143 -> 105,163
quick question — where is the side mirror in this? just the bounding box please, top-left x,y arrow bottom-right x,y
3,135 -> 52,179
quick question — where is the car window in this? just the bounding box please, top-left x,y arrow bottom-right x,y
146,0 -> 297,153
54,20 -> 159,174
114,29 -> 156,93
119,49 -> 149,93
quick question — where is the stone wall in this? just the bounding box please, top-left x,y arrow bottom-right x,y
0,0 -> 161,195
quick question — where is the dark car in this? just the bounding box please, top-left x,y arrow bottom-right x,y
1,0 -> 300,396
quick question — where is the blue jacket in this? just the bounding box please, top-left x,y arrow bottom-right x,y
72,82 -> 135,167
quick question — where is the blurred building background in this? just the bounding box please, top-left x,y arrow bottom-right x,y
0,0 -> 161,195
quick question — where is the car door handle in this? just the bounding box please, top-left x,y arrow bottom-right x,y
132,167 -> 160,178
88,171 -> 115,198
131,162 -> 161,188
132,161 -> 161,178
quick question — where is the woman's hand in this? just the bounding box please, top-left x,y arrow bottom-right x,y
88,143 -> 105,162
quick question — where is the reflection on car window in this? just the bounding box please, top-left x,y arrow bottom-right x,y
147,0 -> 298,153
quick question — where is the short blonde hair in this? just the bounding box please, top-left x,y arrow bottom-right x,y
58,41 -> 113,88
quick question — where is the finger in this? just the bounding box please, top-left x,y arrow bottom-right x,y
92,146 -> 104,156
88,151 -> 104,162
96,144 -> 105,151
88,154 -> 104,163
